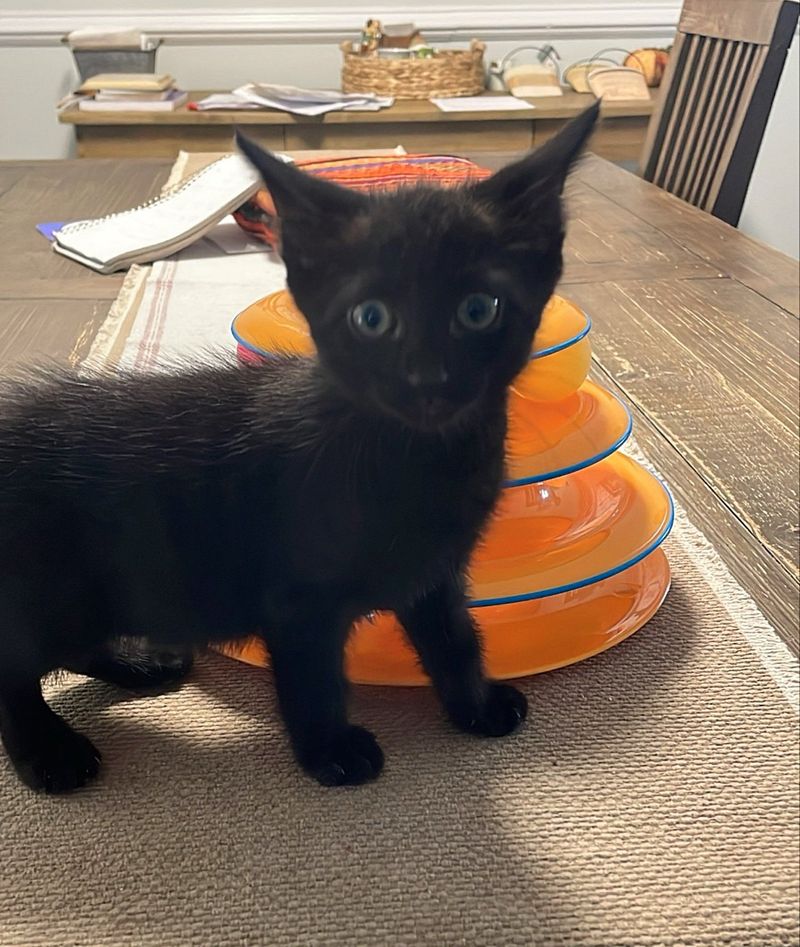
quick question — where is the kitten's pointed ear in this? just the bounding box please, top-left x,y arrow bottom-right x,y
473,102 -> 599,210
235,129 -> 367,222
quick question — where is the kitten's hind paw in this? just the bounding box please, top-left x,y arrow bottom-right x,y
451,683 -> 528,738
301,725 -> 384,787
12,718 -> 101,794
71,648 -> 194,692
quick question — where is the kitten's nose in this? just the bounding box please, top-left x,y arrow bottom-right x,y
406,365 -> 449,389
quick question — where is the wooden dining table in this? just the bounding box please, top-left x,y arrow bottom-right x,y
0,151 -> 797,654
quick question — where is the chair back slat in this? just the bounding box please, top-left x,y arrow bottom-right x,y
639,0 -> 797,224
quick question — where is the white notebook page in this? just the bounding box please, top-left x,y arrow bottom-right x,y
430,96 -> 535,112
53,155 -> 263,271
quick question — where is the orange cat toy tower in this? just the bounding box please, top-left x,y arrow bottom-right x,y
222,156 -> 673,684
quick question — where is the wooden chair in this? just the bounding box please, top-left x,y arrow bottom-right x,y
640,0 -> 799,225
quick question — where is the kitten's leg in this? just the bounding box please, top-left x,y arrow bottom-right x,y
265,614 -> 383,787
397,577 -> 528,737
66,642 -> 194,691
0,674 -> 101,794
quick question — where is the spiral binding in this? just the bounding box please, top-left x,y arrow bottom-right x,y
58,155 -> 244,235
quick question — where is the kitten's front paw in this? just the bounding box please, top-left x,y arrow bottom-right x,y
12,719 -> 101,794
301,725 -> 384,787
451,683 -> 528,738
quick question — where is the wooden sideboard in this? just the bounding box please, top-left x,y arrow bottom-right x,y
59,90 -> 657,162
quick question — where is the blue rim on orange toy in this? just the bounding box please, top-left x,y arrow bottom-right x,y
505,382 -> 633,485
532,313 -> 592,359
469,490 -> 673,606
468,462 -> 675,608
506,412 -> 633,485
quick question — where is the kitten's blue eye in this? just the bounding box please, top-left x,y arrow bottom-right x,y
456,293 -> 501,331
350,300 -> 393,338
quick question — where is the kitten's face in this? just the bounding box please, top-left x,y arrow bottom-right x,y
238,106 -> 598,432
281,189 -> 558,431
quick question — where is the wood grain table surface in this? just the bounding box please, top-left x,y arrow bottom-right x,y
0,152 -> 797,653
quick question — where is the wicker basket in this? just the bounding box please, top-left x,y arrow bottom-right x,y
341,39 -> 486,99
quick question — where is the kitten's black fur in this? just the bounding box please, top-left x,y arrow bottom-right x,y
0,104 -> 597,793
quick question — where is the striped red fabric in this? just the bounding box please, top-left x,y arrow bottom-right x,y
232,153 -> 492,245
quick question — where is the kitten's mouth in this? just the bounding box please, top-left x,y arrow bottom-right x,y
372,390 -> 476,432
414,397 -> 465,431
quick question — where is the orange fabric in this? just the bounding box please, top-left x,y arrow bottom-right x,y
232,154 -> 492,246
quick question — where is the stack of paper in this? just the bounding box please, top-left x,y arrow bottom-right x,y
430,96 -> 535,113
193,84 -> 394,116
76,73 -> 188,112
190,93 -> 262,112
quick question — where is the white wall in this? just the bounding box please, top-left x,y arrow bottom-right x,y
0,1 -> 678,158
738,32 -> 800,259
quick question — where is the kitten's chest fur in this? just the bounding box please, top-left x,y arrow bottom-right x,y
270,397 -> 507,613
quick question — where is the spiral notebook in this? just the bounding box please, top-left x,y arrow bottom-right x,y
52,154 -> 269,274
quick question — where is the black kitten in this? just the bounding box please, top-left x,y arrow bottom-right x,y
0,105 -> 597,794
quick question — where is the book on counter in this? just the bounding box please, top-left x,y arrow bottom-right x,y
78,90 -> 188,112
77,72 -> 175,92
76,73 -> 188,112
